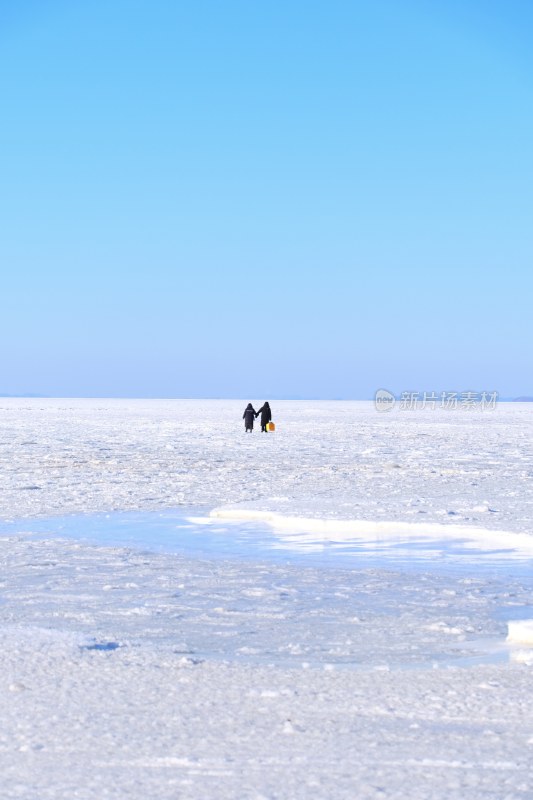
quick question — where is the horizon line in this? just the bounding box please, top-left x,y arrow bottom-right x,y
1,394 -> 532,403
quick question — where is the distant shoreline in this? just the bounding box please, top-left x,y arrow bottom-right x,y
1,395 -> 533,402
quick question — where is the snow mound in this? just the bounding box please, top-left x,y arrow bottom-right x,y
210,507 -> 533,556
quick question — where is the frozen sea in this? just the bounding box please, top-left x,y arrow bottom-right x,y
1,399 -> 533,799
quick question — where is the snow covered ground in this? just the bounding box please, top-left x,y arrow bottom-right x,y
1,399 -> 533,799
2,398 -> 533,532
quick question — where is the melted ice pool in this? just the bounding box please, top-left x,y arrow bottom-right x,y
4,507 -> 533,578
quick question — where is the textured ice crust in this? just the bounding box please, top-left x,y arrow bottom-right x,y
1,534 -> 533,799
2,399 -> 533,799
2,398 -> 533,536
1,532 -> 533,799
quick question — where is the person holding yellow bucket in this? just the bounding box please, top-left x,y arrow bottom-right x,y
256,401 -> 274,432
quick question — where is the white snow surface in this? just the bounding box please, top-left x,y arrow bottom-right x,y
1,398 -> 533,799
2,397 -> 533,531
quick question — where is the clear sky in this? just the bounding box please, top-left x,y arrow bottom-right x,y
1,1 -> 532,398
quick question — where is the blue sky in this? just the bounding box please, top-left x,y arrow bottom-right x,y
1,1 -> 531,398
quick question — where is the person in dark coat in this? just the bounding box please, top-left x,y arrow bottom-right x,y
256,401 -> 272,432
243,403 -> 257,432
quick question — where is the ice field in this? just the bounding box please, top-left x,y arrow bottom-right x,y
1,398 -> 533,799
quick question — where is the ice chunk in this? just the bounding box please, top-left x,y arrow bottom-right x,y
507,620 -> 533,646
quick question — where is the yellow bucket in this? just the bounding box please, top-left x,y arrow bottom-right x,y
267,422 -> 275,432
